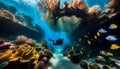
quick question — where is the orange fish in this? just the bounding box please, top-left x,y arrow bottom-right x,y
106,52 -> 113,56
110,44 -> 120,50
109,24 -> 118,29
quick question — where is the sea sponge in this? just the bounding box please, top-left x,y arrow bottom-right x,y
25,38 -> 36,46
16,35 -> 28,44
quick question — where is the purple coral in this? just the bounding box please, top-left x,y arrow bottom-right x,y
25,38 -> 36,46
42,57 -> 48,62
16,35 -> 28,44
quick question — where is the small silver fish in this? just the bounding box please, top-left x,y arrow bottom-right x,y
99,28 -> 107,33
106,35 -> 117,41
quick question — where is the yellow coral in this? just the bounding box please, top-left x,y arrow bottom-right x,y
0,44 -> 39,64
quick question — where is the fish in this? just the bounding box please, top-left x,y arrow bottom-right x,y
100,50 -> 113,56
100,50 -> 106,56
106,52 -> 113,56
109,24 -> 118,29
110,44 -> 120,50
87,40 -> 91,45
97,32 -> 100,36
106,35 -> 117,41
94,35 -> 97,39
99,28 -> 107,33
97,55 -> 105,61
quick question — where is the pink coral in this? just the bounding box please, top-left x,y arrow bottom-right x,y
0,40 -> 12,50
25,38 -> 36,46
16,35 -> 28,44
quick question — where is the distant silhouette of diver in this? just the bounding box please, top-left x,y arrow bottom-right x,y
48,38 -> 63,46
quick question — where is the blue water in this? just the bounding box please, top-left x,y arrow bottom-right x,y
0,0 -> 109,53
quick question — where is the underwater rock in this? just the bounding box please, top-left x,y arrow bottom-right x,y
89,63 -> 100,69
79,61 -> 88,69
103,65 -> 109,69
69,51 -> 81,64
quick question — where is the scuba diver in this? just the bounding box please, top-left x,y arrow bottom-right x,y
48,38 -> 63,46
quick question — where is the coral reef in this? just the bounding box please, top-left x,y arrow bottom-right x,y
26,38 -> 36,46
15,35 -> 28,44
15,35 -> 36,46
0,44 -> 39,63
0,38 -> 53,69
0,39 -> 13,50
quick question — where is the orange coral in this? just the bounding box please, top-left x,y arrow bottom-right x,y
0,44 -> 40,64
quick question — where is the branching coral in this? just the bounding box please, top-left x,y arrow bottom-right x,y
0,44 -> 39,64
0,42 -> 53,69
